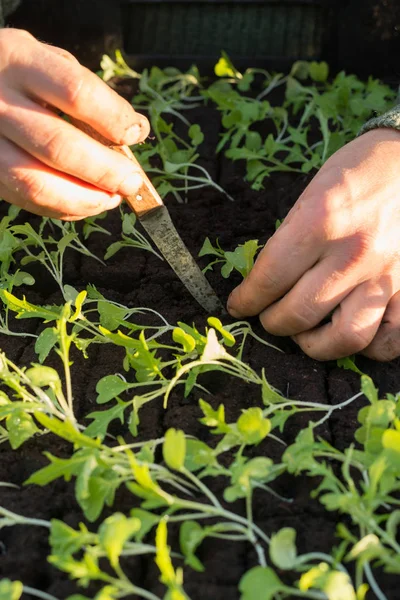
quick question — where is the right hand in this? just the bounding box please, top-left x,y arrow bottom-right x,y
0,29 -> 150,220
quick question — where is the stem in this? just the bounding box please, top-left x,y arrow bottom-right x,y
182,468 -> 222,509
23,588 -> 59,600
364,562 -> 388,600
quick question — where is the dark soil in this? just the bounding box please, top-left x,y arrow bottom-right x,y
0,101 -> 399,600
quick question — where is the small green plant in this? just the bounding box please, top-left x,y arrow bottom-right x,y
199,237 -> 261,279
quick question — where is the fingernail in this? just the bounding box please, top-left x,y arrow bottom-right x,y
291,335 -> 299,345
119,172 -> 143,197
124,123 -> 143,145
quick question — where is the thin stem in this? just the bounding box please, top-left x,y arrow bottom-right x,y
364,562 -> 388,600
23,588 -> 59,600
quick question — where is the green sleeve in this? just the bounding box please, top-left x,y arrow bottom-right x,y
0,0 -> 21,27
359,103 -> 400,136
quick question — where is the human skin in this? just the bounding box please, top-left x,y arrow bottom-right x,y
0,28 -> 150,220
228,128 -> 400,362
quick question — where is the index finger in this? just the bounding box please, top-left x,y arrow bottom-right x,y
227,201 -> 322,318
10,39 -> 150,146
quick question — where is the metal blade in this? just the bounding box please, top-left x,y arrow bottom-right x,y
139,206 -> 224,313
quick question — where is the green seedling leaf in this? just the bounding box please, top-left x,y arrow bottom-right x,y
184,439 -> 216,472
98,302 -> 128,331
188,124 -> 204,146
337,356 -> 363,374
309,61 -> 329,82
11,271 -> 35,287
34,414 -> 100,449
299,563 -> 356,600
0,291 -> 60,321
207,317 -> 235,347
7,410 -> 39,449
99,513 -> 141,568
261,374 -> 286,405
270,527 -> 297,570
64,285 -> 79,304
180,521 -> 204,572
199,399 -> 230,434
127,453 -> 174,509
237,407 -> 271,445
85,401 -> 128,439
50,519 -> 93,559
214,52 -> 241,79
361,375 -> 378,404
130,509 -> 160,542
122,212 -> 137,235
290,60 -> 310,79
172,327 -> 196,353
96,375 -> 132,405
239,566 -> 284,600
225,456 -> 274,501
222,240 -> 260,279
198,237 -> 222,258
0,579 -> 23,600
163,428 -> 186,471
35,327 -> 58,363
25,365 -> 61,389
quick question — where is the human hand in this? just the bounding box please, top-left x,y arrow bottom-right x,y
0,29 -> 150,220
228,128 -> 400,361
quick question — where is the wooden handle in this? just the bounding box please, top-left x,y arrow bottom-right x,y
70,118 -> 163,217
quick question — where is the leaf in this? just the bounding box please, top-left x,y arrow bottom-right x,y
270,528 -> 297,569
7,410 -> 39,449
337,356 -> 363,375
130,509 -> 160,542
198,237 -> 222,258
64,285 -> 79,304
155,520 -> 176,585
223,240 -> 260,278
172,328 -> 196,353
163,429 -> 186,471
207,317 -> 235,347
0,579 -> 23,600
96,375 -> 131,404
0,291 -> 60,321
98,513 -> 141,568
361,375 -> 378,404
214,52 -> 241,78
34,414 -> 100,449
35,327 -> 58,363
239,566 -> 284,600
188,124 -> 204,146
299,563 -> 356,600
25,365 -> 61,388
237,408 -> 271,445
199,399 -> 230,434
98,302 -> 128,331
84,402 -> 127,439
184,439 -> 215,472
180,521 -> 204,572
309,61 -> 329,82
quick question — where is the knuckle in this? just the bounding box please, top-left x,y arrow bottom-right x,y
62,68 -> 86,109
43,127 -> 70,165
0,29 -> 34,66
335,322 -> 372,354
365,329 -> 400,362
15,171 -> 46,206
